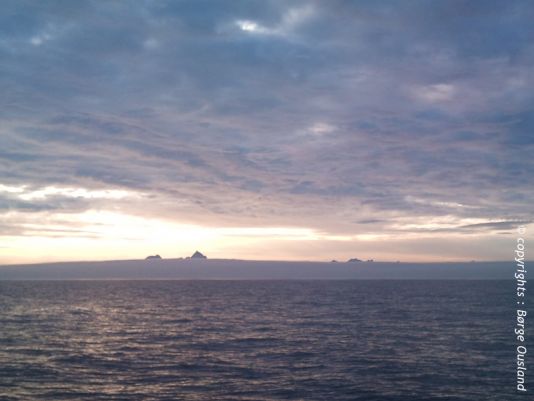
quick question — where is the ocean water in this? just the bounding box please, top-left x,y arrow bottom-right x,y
0,280 -> 528,400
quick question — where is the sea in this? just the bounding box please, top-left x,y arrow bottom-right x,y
0,280 -> 530,400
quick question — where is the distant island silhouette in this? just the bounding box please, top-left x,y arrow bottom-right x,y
145,251 -> 207,260
146,254 -> 370,263
189,251 -> 207,259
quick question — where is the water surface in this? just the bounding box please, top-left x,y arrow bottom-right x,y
0,280 -> 527,400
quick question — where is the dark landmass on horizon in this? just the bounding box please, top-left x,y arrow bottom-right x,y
0,258 -> 516,280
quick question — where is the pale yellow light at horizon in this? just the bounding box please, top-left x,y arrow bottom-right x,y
0,210 -> 352,264
0,206 -> 525,264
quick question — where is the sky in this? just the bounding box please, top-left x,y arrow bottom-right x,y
1,0 -> 533,264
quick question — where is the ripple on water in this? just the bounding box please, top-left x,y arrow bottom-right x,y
0,280 -> 527,400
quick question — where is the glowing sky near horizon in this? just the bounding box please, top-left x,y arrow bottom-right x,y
1,0 -> 533,264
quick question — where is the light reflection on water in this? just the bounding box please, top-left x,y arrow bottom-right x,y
0,280 -> 524,400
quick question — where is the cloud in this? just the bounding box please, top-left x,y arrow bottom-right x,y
411,83 -> 456,103
1,0 -> 533,262
233,4 -> 315,38
457,220 -> 532,231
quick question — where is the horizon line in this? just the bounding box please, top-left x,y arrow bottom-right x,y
0,256 -> 521,268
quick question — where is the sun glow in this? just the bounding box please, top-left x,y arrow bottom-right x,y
0,209 -> 354,264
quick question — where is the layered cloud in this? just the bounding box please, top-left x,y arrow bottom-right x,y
1,0 -> 533,262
